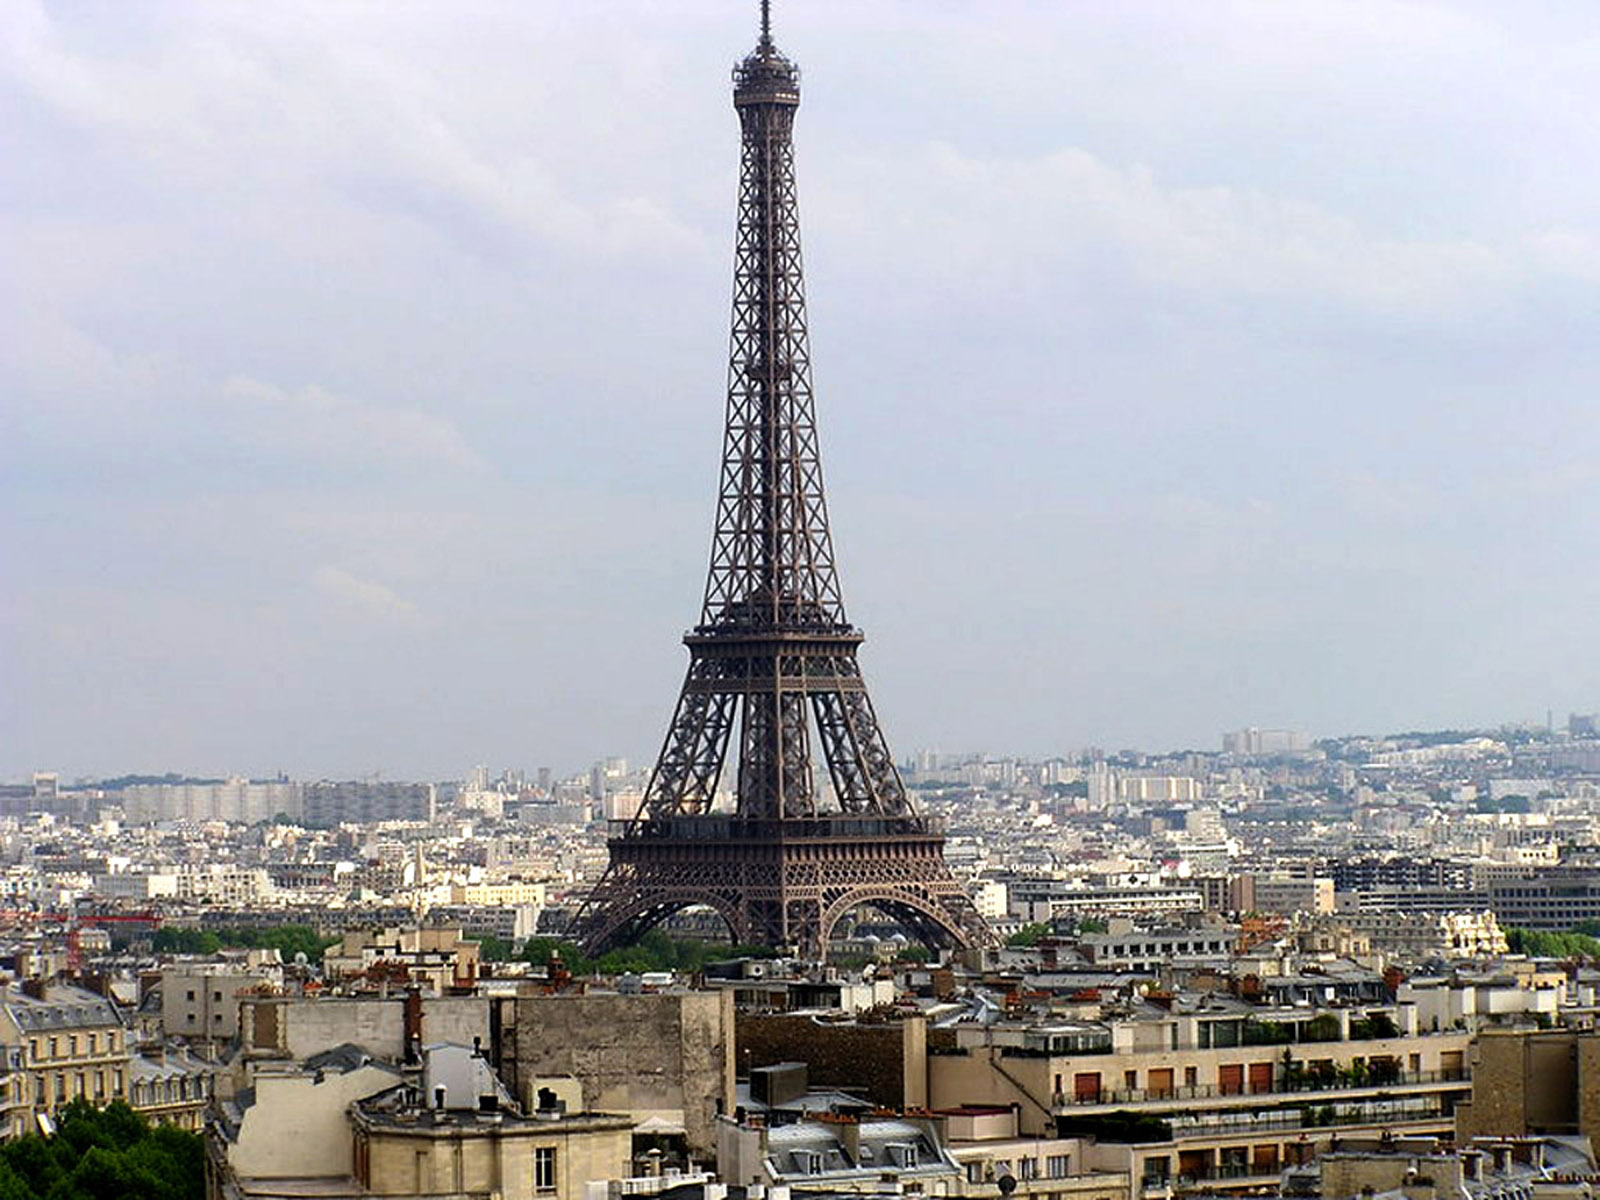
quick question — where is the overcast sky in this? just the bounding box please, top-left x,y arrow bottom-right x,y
5,1 -> 1600,782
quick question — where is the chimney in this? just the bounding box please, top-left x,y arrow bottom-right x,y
836,1115 -> 861,1163
403,987 -> 423,1064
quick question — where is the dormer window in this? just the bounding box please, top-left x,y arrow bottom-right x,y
886,1143 -> 919,1169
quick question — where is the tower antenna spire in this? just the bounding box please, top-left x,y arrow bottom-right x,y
760,0 -> 772,47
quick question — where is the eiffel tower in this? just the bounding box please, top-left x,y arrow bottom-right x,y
570,3 -> 995,960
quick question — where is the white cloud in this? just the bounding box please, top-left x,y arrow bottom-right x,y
220,375 -> 483,469
311,566 -> 420,624
817,141 -> 1515,323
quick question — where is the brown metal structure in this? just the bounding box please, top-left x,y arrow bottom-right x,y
570,5 -> 995,960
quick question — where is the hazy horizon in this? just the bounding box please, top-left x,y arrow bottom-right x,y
7,2 -> 1600,781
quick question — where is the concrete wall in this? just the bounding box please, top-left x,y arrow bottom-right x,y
1578,1036 -> 1600,1146
231,1063 -> 401,1180
1457,1030 -> 1580,1140
240,994 -> 489,1063
162,967 -> 256,1042
737,1013 -> 926,1108
1323,1154 -> 1462,1200
929,1047 -> 1056,1137
504,991 -> 734,1158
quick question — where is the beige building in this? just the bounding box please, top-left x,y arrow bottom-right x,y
1247,875 -> 1335,916
1297,911 -> 1508,961
0,981 -> 132,1130
322,926 -> 482,993
162,957 -> 284,1046
211,1043 -> 632,1200
937,1106 -> 1131,1200
214,1047 -> 407,1195
353,1086 -> 631,1200
129,1043 -> 218,1132
929,1006 -> 1472,1193
0,1046 -> 28,1140
448,880 -> 547,907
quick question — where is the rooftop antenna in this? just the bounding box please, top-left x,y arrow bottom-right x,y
759,0 -> 772,48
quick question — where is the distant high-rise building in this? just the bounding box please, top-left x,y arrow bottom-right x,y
1222,727 -> 1310,755
302,781 -> 434,825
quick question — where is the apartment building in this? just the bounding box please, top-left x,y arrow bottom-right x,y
1009,878 -> 1205,924
1079,923 -> 1237,972
162,957 -> 283,1046
128,1043 -> 218,1131
0,1046 -> 27,1140
213,1042 -> 631,1200
1245,875 -> 1335,917
175,863 -> 274,905
0,981 -> 132,1129
302,781 -> 435,825
321,926 -> 481,993
937,1106 -> 1131,1200
929,999 -> 1473,1195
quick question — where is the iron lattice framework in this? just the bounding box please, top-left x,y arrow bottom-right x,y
571,9 -> 995,960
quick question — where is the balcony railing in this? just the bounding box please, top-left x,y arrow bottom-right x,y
1055,1068 -> 1468,1108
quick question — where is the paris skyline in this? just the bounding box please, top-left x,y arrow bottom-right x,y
7,1 -> 1600,781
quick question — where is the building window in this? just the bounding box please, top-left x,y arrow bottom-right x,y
1047,1156 -> 1070,1179
535,1147 -> 557,1193
186,991 -> 195,1002
966,1163 -> 985,1185
1019,1158 -> 1039,1181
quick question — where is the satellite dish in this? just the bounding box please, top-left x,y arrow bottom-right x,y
998,1176 -> 1018,1196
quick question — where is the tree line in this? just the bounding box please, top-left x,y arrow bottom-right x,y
0,1100 -> 203,1200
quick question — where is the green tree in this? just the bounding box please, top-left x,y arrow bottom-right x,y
0,1100 -> 204,1200
1006,923 -> 1052,947
469,934 -> 513,962
1506,927 -> 1600,959
1302,1014 -> 1343,1043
